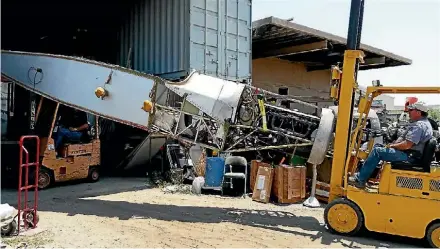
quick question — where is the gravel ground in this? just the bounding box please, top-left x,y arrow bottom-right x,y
1,177 -> 425,248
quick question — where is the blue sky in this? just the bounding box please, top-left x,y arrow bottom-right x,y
252,0 -> 440,106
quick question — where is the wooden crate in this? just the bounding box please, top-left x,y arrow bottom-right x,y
315,181 -> 330,203
252,166 -> 274,203
272,165 -> 306,204
306,156 -> 332,183
250,160 -> 272,192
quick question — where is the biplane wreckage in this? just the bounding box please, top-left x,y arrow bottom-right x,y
1,50 -> 334,165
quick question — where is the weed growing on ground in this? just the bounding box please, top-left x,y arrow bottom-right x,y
1,230 -> 54,248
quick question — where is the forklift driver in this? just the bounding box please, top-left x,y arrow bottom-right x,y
55,108 -> 90,152
349,102 -> 433,188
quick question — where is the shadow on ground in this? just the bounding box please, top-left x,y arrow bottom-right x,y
0,177 -> 152,204
1,177 -> 426,248
39,197 -> 424,248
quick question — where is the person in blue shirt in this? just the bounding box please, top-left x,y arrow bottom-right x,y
55,108 -> 89,151
349,102 -> 433,188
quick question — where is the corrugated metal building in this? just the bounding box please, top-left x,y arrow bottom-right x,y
117,0 -> 252,82
2,0 -> 252,82
1,81 -> 10,137
1,0 -> 253,172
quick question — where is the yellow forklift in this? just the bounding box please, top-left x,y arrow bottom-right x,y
36,99 -> 101,189
2,84 -> 101,189
24,93 -> 101,189
323,0 -> 440,247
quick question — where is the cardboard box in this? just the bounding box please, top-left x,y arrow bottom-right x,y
252,166 -> 274,203
306,156 -> 332,183
272,165 -> 306,204
250,160 -> 272,191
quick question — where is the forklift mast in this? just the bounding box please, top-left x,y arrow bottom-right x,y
329,0 -> 366,201
328,0 -> 440,202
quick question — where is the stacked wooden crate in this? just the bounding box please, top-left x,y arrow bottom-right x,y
250,160 -> 307,204
272,164 -> 306,203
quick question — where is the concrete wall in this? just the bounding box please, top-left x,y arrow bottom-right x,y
252,57 -> 333,114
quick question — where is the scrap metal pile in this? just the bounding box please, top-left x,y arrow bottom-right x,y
148,72 -> 327,160
1,50 -> 333,164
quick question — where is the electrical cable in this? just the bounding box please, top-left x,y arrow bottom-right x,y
27,67 -> 44,87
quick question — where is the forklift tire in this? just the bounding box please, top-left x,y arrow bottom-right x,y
88,167 -> 100,182
324,198 -> 364,236
426,222 -> 440,248
38,168 -> 52,190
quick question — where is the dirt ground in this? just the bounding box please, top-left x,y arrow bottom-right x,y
1,177 -> 425,248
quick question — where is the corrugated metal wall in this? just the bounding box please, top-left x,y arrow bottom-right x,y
117,0 -> 190,77
117,0 -> 252,82
1,83 -> 9,136
189,0 -> 252,81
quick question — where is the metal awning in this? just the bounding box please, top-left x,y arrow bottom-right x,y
252,16 -> 412,71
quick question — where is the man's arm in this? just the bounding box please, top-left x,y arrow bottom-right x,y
71,123 -> 89,132
389,124 -> 423,151
389,140 -> 414,150
69,112 -> 90,131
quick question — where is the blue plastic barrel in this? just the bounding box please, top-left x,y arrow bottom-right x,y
204,157 -> 225,188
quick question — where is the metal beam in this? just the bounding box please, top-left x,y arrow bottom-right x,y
251,16 -> 412,65
254,40 -> 329,58
306,56 -> 386,72
306,65 -> 331,72
363,56 -> 386,66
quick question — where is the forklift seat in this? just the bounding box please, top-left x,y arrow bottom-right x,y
391,138 -> 438,172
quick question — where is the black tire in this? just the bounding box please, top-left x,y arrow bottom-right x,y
426,222 -> 440,248
88,167 -> 100,182
38,167 -> 52,190
225,156 -> 247,167
324,198 -> 364,236
1,220 -> 17,236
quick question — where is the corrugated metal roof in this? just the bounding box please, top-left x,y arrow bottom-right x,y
252,16 -> 412,71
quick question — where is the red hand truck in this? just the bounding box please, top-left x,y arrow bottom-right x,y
17,135 -> 40,234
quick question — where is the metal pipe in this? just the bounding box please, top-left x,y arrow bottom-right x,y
344,0 -> 365,160
254,87 -> 320,109
355,0 -> 365,51
7,83 -> 11,136
346,0 -> 363,50
354,0 -> 365,79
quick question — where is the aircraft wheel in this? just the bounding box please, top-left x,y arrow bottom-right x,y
38,168 -> 52,190
426,222 -> 440,248
324,198 -> 364,236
